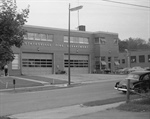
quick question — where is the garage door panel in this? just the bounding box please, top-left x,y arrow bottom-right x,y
64,55 -> 89,74
22,53 -> 52,75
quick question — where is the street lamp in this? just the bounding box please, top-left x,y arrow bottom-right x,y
125,49 -> 130,68
68,4 -> 83,85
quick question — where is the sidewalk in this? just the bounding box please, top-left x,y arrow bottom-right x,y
10,102 -> 150,119
68,108 -> 150,119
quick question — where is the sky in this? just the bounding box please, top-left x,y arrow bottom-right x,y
16,0 -> 150,41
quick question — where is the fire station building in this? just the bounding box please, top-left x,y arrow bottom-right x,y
9,25 -> 119,75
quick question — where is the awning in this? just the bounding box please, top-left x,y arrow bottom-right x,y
101,61 -> 107,65
114,61 -> 120,66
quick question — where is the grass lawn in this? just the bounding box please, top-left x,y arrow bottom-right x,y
82,94 -> 150,112
116,97 -> 150,112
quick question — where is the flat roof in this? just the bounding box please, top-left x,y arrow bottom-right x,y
24,24 -> 118,36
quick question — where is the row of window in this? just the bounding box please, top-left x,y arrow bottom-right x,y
64,36 -> 89,44
24,33 -> 53,41
64,60 -> 88,67
24,33 -> 89,44
121,55 -> 150,64
95,56 -> 118,62
22,59 -> 52,67
94,37 -> 118,45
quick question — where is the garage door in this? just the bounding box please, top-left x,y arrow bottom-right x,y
64,55 -> 89,74
22,53 -> 53,75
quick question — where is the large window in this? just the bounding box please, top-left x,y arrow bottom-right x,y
130,56 -> 136,63
64,59 -> 88,67
94,37 -> 106,44
24,32 -> 53,42
12,54 -> 20,69
64,36 -> 89,44
22,59 -> 52,67
139,55 -> 145,63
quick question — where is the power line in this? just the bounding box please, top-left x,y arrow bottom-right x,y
101,0 -> 150,8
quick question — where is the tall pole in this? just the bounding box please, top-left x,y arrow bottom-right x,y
68,3 -> 71,85
68,4 -> 83,85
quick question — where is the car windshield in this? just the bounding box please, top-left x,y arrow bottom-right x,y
126,74 -> 139,80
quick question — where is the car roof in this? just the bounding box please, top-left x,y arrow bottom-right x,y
129,70 -> 150,75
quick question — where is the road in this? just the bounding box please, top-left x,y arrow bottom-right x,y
0,80 -> 125,116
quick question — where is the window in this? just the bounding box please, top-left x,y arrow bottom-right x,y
139,55 -> 145,63
41,34 -> 47,41
95,37 -> 99,44
130,56 -> 136,63
101,56 -> 105,61
12,54 -> 20,69
148,55 -> 150,62
64,36 -> 89,44
23,34 -> 28,40
100,37 -> 106,44
70,37 -> 74,43
35,33 -> 41,40
114,39 -> 118,44
83,38 -> 89,44
47,34 -> 53,41
25,32 -> 53,41
22,58 -> 52,67
108,57 -> 111,62
122,59 -> 125,64
64,36 -> 68,42
64,59 -> 88,67
27,33 -> 35,40
95,56 -> 100,65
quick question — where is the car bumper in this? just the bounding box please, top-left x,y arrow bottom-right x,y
114,86 -> 134,92
114,86 -> 127,92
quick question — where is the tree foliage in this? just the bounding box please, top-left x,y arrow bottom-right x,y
119,37 -> 150,52
0,0 -> 29,66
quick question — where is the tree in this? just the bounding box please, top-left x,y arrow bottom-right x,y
119,37 -> 150,52
0,0 -> 29,67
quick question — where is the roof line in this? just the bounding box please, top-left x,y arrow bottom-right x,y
24,24 -> 118,35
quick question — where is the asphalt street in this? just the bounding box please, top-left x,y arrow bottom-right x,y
0,74 -> 126,116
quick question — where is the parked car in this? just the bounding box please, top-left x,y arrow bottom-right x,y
116,66 -> 145,74
114,70 -> 150,93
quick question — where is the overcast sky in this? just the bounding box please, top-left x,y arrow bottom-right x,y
16,0 -> 150,41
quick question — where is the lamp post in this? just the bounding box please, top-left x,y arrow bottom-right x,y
68,4 -> 83,85
125,49 -> 130,68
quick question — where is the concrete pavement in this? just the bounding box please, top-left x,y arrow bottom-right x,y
10,102 -> 124,119
10,101 -> 150,119
68,109 -> 150,119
